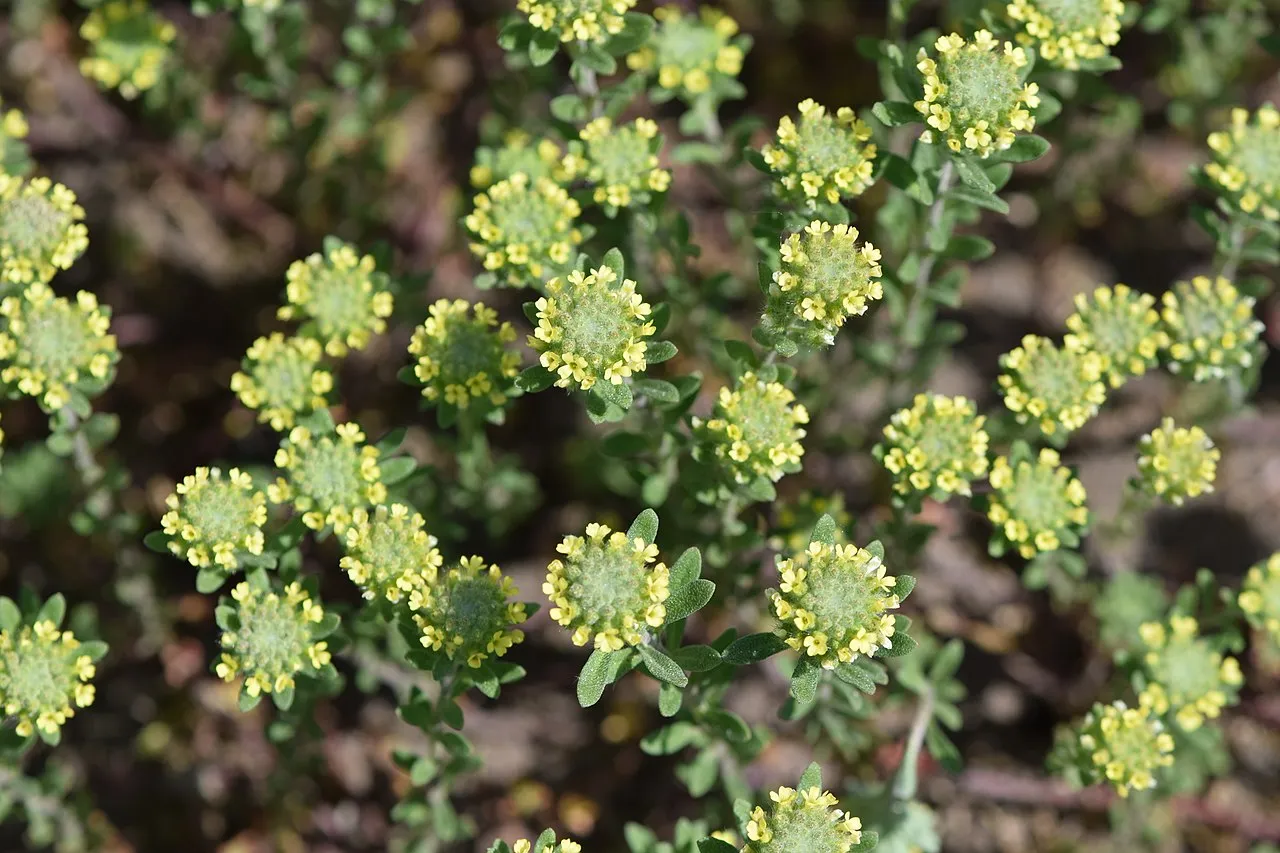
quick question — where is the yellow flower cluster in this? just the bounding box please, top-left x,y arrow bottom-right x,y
1205,105 -> 1280,221
998,334 -> 1106,438
471,130 -> 571,190
1136,418 -> 1219,506
269,423 -> 387,533
1161,275 -> 1264,382
693,373 -> 808,486
465,173 -> 584,288
79,0 -> 176,100
408,299 -> 521,411
530,263 -> 655,391
877,393 -> 989,499
987,448 -> 1089,559
571,117 -> 671,214
215,581 -> 333,698
744,786 -> 863,853
517,0 -> 637,45
341,503 -> 443,604
411,556 -> 528,668
1005,0 -> 1124,70
0,620 -> 98,739
915,31 -> 1039,158
278,243 -> 393,357
1138,615 -> 1242,732
766,221 -> 883,348
230,333 -> 333,432
760,99 -> 877,206
544,522 -> 670,651
1240,553 -> 1280,644
0,282 -> 118,411
769,541 -> 901,669
509,838 -> 582,853
0,175 -> 89,285
626,6 -> 746,100
1064,284 -> 1168,388
1076,699 -> 1174,798
161,467 -> 268,572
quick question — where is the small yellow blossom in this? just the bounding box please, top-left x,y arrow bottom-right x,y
743,784 -> 864,852
627,6 -> 747,102
412,556 -> 528,668
876,393 -> 989,499
0,175 -> 89,285
230,333 -> 333,432
1161,275 -> 1264,382
1205,105 -> 1280,221
986,448 -> 1089,559
1005,0 -> 1124,70
161,467 -> 268,574
278,242 -> 393,357
998,334 -> 1107,438
268,423 -> 387,533
693,372 -> 808,487
79,0 -> 176,100
465,173 -> 584,288
1136,418 -> 1220,506
517,0 -> 637,45
0,615 -> 102,740
1138,615 -> 1242,732
216,580 -> 334,701
760,99 -> 877,207
408,299 -> 521,411
341,503 -> 443,604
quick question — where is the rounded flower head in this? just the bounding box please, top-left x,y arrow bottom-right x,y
465,173 -> 583,289
215,580 -> 334,698
408,299 -> 521,411
78,0 -> 176,100
161,467 -> 268,572
1136,418 -> 1219,506
544,522 -> 670,651
764,221 -> 883,349
743,786 -> 864,853
769,541 -> 901,669
0,175 -> 89,285
516,0 -> 637,45
1138,615 -> 1242,732
915,31 -> 1039,158
411,556 -> 528,668
278,242 -> 393,357
1160,275 -> 1264,382
627,6 -> 747,102
0,620 -> 99,739
694,373 -> 808,486
1072,699 -> 1175,797
341,503 -> 443,604
268,423 -> 387,533
1240,553 -> 1280,644
998,335 -> 1107,438
529,262 -> 655,390
1065,284 -> 1168,388
875,393 -> 989,499
1205,105 -> 1280,221
230,333 -> 333,432
471,130 -> 571,190
0,282 -> 118,411
987,448 -> 1089,559
760,99 -> 877,207
570,117 -> 670,215
1005,0 -> 1124,70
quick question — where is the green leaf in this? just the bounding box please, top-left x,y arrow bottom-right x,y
639,645 -> 689,687
953,155 -> 995,193
929,638 -> 965,683
872,100 -> 920,127
273,685 -> 295,711
528,29 -> 559,64
896,574 -> 917,601
745,477 -> 776,502
876,617 -> 918,658
0,598 -> 21,631
195,567 -> 226,594
601,431 -> 651,457
789,658 -> 821,703
999,134 -> 1051,163
659,681 -> 683,716
949,184 -> 1010,214
723,632 -> 787,665
810,513 -> 839,546
605,12 -> 654,55
925,722 -> 963,772
646,340 -> 677,363
36,594 -> 65,626
703,709 -> 751,743
633,378 -> 680,404
593,379 -> 633,411
944,235 -> 995,261
627,508 -> 659,544
77,640 -> 109,662
550,94 -> 588,123
664,578 -> 715,623
143,530 -> 170,553
535,830 -> 557,853
379,456 -> 417,485
577,648 -> 623,707
798,760 -> 822,791
834,662 -> 876,693
698,840 -> 739,853
641,721 -> 704,754
669,547 -> 702,589
439,698 -> 464,729
672,142 -> 724,164
516,365 -> 556,393
671,644 -> 721,671
603,247 -> 626,276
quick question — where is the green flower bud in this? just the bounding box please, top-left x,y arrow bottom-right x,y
78,0 -> 176,100
626,5 -> 747,103
1136,418 -> 1219,506
1138,615 -> 1242,732
1205,105 -> 1280,221
278,242 -> 393,357
915,30 -> 1039,158
0,282 -> 118,411
215,579 -> 334,699
341,503 -> 443,604
162,466 -> 268,573
544,521 -> 669,651
1057,699 -> 1174,798
0,615 -> 102,740
692,372 -> 808,486
411,556 -> 528,668
268,423 -> 387,533
1,99 -> 31,177
230,333 -> 333,432
1005,0 -> 1124,70
0,175 -> 89,285
516,0 -> 637,45
465,173 -> 583,289
1093,572 -> 1168,653
998,334 -> 1107,438
759,99 -> 877,207
744,785 -> 864,852
1160,275 -> 1264,382
769,540 -> 901,669
986,447 -> 1089,559
1064,284 -> 1168,388
408,299 -> 521,411
763,221 -> 883,349
568,117 -> 671,216
529,262 -> 656,390
1240,552 -> 1280,645
470,130 -> 572,190
875,393 -> 989,500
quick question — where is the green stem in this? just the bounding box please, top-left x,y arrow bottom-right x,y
891,685 -> 934,802
1218,217 -> 1247,282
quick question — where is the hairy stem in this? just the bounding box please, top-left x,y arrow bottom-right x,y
892,684 -> 935,802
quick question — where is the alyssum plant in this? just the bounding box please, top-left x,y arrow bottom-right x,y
2,0 -> 1280,850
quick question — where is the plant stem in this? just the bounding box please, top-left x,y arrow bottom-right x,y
1218,218 -> 1247,282
891,684 -> 935,802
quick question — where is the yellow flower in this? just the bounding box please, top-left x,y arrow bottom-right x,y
341,503 -> 443,604
1136,418 -> 1219,506
408,299 -> 521,411
998,334 -> 1106,438
1071,698 -> 1175,797
470,130 -> 573,190
743,784 -> 863,853
0,613 -> 103,740
217,580 -> 334,703
1065,284 -> 1168,388
986,448 -> 1089,559
161,467 -> 268,574
1205,105 -> 1280,221
269,423 -> 387,533
412,556 -> 527,668
876,393 -> 989,500
230,333 -> 333,432
693,372 -> 808,487
1240,552 -> 1280,645
628,6 -> 747,103
516,0 -> 637,45
0,174 -> 89,285
760,99 -> 877,207
278,242 -> 393,357
1005,0 -> 1124,70
1161,275 -> 1264,382
465,173 -> 584,289
1137,615 -> 1241,732
570,117 -> 670,216
79,0 -> 176,100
